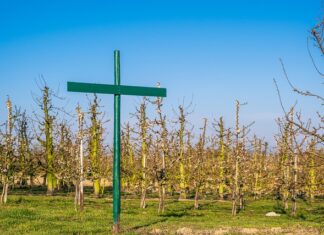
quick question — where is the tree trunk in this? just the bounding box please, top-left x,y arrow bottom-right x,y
139,101 -> 148,209
140,188 -> 146,208
283,152 -> 289,210
93,179 -> 100,197
239,185 -> 244,210
178,106 -> 187,200
232,155 -> 239,216
79,180 -> 84,211
308,142 -> 316,202
74,182 -> 80,211
218,117 -> 225,200
232,100 -> 240,216
140,151 -> 147,208
1,182 -> 9,204
3,183 -> 8,204
231,192 -> 237,216
77,106 -> 84,211
89,95 -> 102,198
284,195 -> 289,210
179,162 -> 186,199
194,186 -> 199,209
46,173 -> 55,196
158,183 -> 165,214
29,175 -> 34,188
291,150 -> 298,216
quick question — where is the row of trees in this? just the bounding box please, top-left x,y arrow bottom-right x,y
0,87 -> 323,216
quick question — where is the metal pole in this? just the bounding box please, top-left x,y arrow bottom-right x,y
113,50 -> 121,233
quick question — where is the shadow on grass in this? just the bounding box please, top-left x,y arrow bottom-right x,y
308,216 -> 324,223
159,210 -> 189,218
159,201 -> 208,218
273,200 -> 287,214
166,199 -> 196,208
297,213 -> 307,220
304,206 -> 324,223
198,200 -> 230,211
312,206 -> 324,215
128,218 -> 168,231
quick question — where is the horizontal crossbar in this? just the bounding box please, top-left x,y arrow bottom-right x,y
67,82 -> 167,97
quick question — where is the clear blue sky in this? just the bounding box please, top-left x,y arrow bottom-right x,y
0,0 -> 322,144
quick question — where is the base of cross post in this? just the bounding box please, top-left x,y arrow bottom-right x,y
112,222 -> 120,234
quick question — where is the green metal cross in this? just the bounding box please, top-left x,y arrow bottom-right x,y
67,50 -> 167,233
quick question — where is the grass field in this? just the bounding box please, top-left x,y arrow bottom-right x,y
0,189 -> 323,234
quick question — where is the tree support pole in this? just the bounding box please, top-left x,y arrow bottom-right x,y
113,50 -> 121,233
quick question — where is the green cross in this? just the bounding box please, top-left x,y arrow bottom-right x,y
67,50 -> 167,233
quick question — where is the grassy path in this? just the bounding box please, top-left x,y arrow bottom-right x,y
0,195 -> 323,234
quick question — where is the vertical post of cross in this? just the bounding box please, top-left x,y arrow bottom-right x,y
113,50 -> 121,233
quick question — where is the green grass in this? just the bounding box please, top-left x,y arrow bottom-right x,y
0,192 -> 323,234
